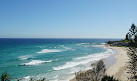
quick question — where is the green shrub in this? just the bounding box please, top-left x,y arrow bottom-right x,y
1,72 -> 10,81
101,75 -> 119,81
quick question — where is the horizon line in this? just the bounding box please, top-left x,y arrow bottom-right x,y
0,37 -> 124,39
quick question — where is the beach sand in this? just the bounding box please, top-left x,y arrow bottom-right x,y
70,46 -> 130,81
105,46 -> 130,81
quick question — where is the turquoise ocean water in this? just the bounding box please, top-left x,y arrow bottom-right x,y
0,38 -> 119,81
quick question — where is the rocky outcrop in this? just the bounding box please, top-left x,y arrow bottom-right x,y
75,60 -> 106,81
107,40 -> 129,47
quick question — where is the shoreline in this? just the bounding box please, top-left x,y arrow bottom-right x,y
105,46 -> 129,81
70,45 -> 129,81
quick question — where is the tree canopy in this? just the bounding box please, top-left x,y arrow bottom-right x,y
126,24 -> 137,41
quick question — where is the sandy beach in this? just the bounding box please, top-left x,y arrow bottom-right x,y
105,46 -> 130,81
70,45 -> 130,81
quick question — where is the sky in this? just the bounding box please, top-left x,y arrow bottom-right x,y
0,0 -> 137,38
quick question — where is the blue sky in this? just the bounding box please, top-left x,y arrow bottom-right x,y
0,0 -> 137,38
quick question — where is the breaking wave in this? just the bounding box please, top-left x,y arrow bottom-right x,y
60,45 -> 75,51
20,60 -> 52,66
53,48 -> 114,70
36,49 -> 63,54
18,55 -> 34,60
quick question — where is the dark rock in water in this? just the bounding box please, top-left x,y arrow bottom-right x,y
75,60 -> 106,81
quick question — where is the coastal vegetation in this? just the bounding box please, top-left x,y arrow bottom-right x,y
106,24 -> 137,47
75,60 -> 106,81
107,40 -> 129,47
75,23 -> 137,81
126,24 -> 137,80
0,72 -> 46,81
1,72 -> 10,81
75,60 -> 119,81
107,23 -> 137,81
101,75 -> 118,81
127,43 -> 137,80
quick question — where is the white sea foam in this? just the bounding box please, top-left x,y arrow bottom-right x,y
37,49 -> 62,53
75,49 -> 113,60
24,76 -> 30,78
60,45 -> 75,51
53,61 -> 89,70
22,76 -> 33,81
36,46 -> 46,48
53,49 -> 114,70
19,55 -> 34,60
81,43 -> 86,44
77,43 -> 86,45
54,59 -> 58,61
20,60 -> 52,66
101,43 -> 105,45
78,43 -> 105,45
21,47 -> 115,81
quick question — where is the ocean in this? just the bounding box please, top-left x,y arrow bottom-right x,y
0,38 -> 120,81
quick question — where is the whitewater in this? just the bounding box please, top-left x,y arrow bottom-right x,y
0,38 -> 119,81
